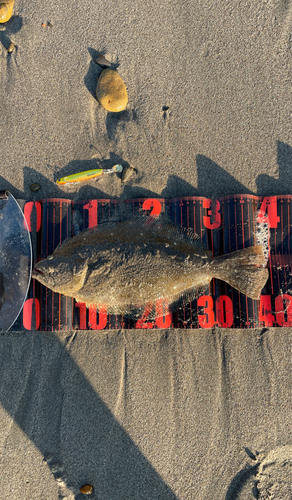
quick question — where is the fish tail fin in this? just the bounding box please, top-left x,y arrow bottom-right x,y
211,246 -> 269,300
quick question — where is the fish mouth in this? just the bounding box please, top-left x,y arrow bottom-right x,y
32,268 -> 45,278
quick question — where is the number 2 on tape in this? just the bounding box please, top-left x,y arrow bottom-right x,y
135,302 -> 154,329
142,199 -> 162,217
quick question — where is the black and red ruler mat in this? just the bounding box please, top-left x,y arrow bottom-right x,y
12,195 -> 292,331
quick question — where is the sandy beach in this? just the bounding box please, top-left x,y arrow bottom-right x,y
0,329 -> 291,499
1,0 -> 292,498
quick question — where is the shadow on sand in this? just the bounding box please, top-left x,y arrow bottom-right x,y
1,142 -> 292,497
0,330 -> 178,499
2,141 -> 292,203
0,15 -> 22,51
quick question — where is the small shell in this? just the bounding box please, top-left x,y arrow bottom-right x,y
30,183 -> 41,192
7,42 -> 14,53
95,53 -> 111,68
80,484 -> 93,495
0,26 -> 6,31
121,165 -> 137,183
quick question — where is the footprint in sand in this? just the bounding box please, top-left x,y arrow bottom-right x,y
256,446 -> 292,499
225,445 -> 292,500
43,454 -> 75,500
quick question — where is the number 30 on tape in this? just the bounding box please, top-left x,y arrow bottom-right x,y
198,295 -> 233,328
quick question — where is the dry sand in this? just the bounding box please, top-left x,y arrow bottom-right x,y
1,0 -> 292,498
0,329 -> 292,500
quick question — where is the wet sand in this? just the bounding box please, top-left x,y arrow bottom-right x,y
1,0 -> 292,498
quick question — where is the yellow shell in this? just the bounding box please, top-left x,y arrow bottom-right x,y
0,0 -> 14,23
7,41 -> 14,53
96,69 -> 128,112
80,484 -> 93,494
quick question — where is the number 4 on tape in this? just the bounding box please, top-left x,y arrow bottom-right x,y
257,197 -> 280,228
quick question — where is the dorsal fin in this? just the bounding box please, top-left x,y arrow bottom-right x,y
53,213 -> 209,259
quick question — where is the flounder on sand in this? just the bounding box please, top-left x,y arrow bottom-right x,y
32,216 -> 269,316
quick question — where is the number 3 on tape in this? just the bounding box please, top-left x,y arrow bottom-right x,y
203,199 -> 221,229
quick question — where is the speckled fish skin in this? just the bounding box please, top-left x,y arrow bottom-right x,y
31,217 -> 269,313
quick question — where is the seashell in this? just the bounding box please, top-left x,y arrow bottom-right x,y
96,69 -> 128,112
95,53 -> 111,68
0,25 -> 6,30
7,41 -> 14,53
121,165 -> 137,183
80,484 -> 93,494
0,0 -> 14,23
30,183 -> 41,192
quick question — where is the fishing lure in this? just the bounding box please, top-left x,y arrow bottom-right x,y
56,164 -> 123,186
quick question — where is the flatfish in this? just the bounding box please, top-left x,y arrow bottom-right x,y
31,216 -> 269,315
